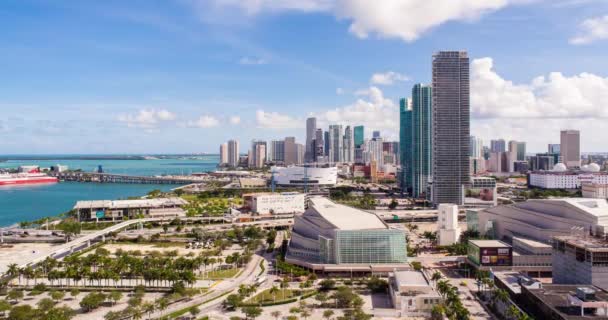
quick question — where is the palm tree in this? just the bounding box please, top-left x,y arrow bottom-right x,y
269,285 -> 280,302
142,302 -> 155,320
300,310 -> 311,320
322,310 -> 334,320
431,271 -> 442,285
158,298 -> 169,317
271,310 -> 282,320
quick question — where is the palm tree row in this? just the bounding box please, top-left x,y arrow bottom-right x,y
435,280 -> 470,320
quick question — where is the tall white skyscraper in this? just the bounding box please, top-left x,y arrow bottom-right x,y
561,130 -> 580,168
227,139 -> 239,168
328,125 -> 343,163
220,143 -> 228,164
343,126 -> 355,163
305,117 -> 316,163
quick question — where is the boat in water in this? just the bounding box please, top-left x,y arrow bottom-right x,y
0,169 -> 58,186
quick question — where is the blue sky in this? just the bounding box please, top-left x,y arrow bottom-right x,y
1,0 -> 608,154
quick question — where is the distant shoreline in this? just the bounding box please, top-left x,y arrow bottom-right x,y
0,154 -> 220,161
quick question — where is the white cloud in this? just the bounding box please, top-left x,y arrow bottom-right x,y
186,115 -> 221,128
471,57 -> 608,119
117,109 -> 176,128
336,87 -> 345,95
370,71 -> 409,85
314,86 -> 398,134
239,56 -> 267,65
195,0 -> 515,42
570,15 -> 608,45
229,116 -> 241,125
256,110 -> 303,129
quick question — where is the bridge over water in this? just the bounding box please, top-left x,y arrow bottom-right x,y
51,172 -> 202,184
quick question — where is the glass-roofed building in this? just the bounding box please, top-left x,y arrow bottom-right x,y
286,197 -> 408,273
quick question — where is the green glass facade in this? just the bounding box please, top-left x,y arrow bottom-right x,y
354,125 -> 364,148
411,84 -> 433,198
333,230 -> 407,264
399,98 -> 413,193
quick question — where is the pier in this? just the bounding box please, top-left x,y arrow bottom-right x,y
50,172 -> 201,184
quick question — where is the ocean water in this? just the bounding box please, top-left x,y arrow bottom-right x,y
0,156 -> 219,226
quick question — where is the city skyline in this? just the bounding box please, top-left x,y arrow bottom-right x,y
2,1 -> 608,154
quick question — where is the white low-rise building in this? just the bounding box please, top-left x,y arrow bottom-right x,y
271,166 -> 338,186
389,270 -> 442,316
437,204 -> 461,246
529,163 -> 608,189
243,192 -> 305,215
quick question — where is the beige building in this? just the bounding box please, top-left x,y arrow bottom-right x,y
561,130 -> 581,168
220,143 -> 228,164
389,270 -> 442,316
582,183 -> 608,199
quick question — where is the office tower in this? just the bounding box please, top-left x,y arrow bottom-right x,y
367,137 -> 384,168
548,144 -> 560,154
328,125 -> 343,163
227,139 -> 239,167
516,141 -> 526,161
220,143 -> 228,164
432,51 -> 470,205
561,130 -> 581,168
354,126 -> 364,148
470,136 -> 483,159
343,126 -> 355,163
399,98 -> 413,193
296,143 -> 305,165
314,129 -> 324,162
490,139 -> 506,153
507,141 -> 519,172
382,141 -> 399,165
271,140 -> 285,163
284,137 -> 297,165
411,84 -> 433,198
305,117 -> 317,163
324,131 -> 330,157
373,131 -> 381,139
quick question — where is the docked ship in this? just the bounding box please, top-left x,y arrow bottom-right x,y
0,169 -> 58,186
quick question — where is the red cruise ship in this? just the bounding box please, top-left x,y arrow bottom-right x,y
0,169 -> 58,186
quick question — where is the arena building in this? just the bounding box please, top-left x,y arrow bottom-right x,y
286,197 -> 408,273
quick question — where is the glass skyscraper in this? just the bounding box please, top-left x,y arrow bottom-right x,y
354,125 -> 364,148
399,98 -> 412,193
411,84 -> 433,199
432,51 -> 470,205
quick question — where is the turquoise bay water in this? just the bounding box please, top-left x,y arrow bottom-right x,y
0,156 -> 219,226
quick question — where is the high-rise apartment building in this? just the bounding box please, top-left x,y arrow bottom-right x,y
220,143 -> 228,164
411,84 -> 433,198
254,144 -> 266,168
470,136 -> 483,159
284,137 -> 297,165
561,130 -> 581,168
399,98 -> 413,193
314,129 -> 325,162
354,126 -> 364,148
270,140 -> 285,163
343,126 -> 355,163
324,131 -> 330,158
305,117 -> 317,163
227,139 -> 239,168
249,140 -> 267,168
296,143 -> 305,165
490,139 -> 506,153
328,125 -> 343,163
432,51 -> 470,205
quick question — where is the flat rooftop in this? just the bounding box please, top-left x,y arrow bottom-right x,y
513,236 -> 552,248
554,236 -> 608,252
74,197 -> 187,209
394,271 -> 430,287
308,196 -> 387,230
469,239 -> 511,248
494,271 -> 541,294
526,284 -> 608,319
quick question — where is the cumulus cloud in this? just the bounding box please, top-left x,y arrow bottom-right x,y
256,110 -> 303,129
370,71 -> 409,85
314,86 -> 398,134
193,0 -> 514,42
471,57 -> 608,119
229,116 -> 241,125
570,15 -> 608,45
239,56 -> 267,65
186,115 -> 221,128
117,109 -> 176,128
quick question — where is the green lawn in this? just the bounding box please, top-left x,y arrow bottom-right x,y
246,288 -> 311,304
200,268 -> 241,280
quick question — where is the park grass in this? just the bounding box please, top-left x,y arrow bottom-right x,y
246,288 -> 302,304
200,268 -> 241,280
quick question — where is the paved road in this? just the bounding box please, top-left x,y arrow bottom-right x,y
150,250 -> 264,319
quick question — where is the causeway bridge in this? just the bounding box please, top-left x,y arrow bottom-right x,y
50,172 -> 202,184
